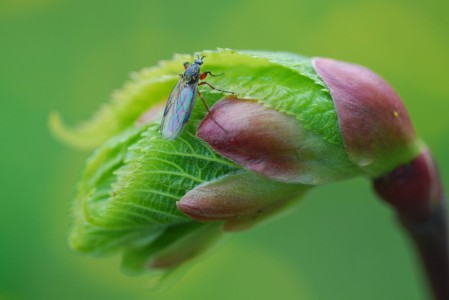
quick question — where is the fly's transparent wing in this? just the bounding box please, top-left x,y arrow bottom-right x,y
160,79 -> 197,140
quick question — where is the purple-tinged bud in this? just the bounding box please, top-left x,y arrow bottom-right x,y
197,96 -> 358,184
177,172 -> 308,231
53,48 -> 448,295
197,97 -> 304,182
313,58 -> 422,176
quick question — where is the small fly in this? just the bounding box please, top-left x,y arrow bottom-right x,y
160,55 -> 233,140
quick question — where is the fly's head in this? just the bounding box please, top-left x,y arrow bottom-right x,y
194,55 -> 205,66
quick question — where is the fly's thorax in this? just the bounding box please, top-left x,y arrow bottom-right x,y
183,64 -> 201,84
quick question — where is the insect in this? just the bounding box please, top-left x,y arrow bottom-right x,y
160,55 -> 233,140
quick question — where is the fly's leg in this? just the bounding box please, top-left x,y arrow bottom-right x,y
200,71 -> 223,80
198,81 -> 234,94
197,90 -> 211,113
197,91 -> 228,133
197,71 -> 233,133
183,62 -> 190,70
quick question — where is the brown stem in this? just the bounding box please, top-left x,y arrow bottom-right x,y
373,150 -> 449,300
400,201 -> 449,300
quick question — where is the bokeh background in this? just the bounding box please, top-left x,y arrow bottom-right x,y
1,0 -> 448,299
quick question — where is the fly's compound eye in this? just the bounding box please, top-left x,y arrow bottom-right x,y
194,59 -> 203,65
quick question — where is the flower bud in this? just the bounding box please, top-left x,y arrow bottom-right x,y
313,57 -> 423,176
177,171 -> 308,231
51,49 -> 446,292
197,96 -> 360,185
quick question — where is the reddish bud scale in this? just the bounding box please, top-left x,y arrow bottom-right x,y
372,150 -> 442,219
197,96 -> 358,184
313,57 -> 419,176
197,97 -> 304,182
177,172 -> 308,231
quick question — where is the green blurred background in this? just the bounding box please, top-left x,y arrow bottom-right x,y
1,0 -> 448,299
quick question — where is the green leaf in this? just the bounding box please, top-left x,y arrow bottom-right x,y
69,108 -> 241,260
60,49 -> 350,277
51,49 -> 341,149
